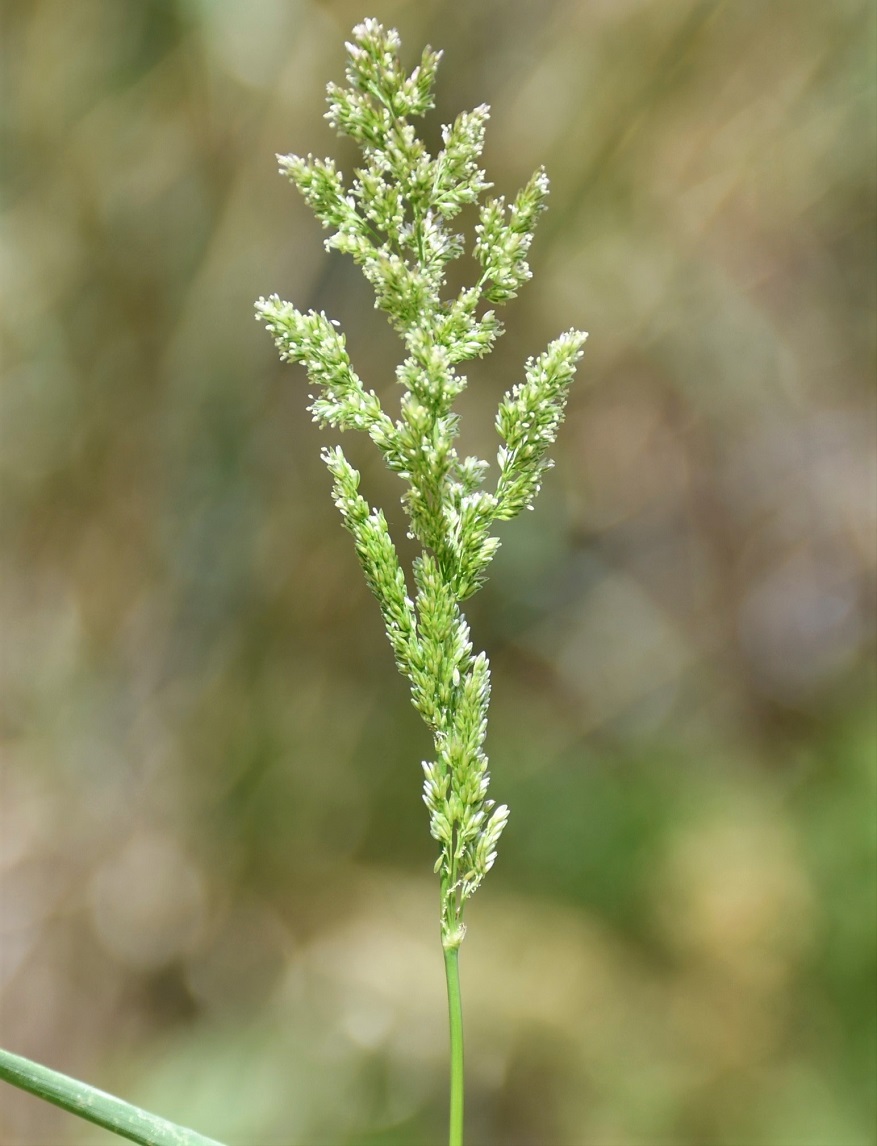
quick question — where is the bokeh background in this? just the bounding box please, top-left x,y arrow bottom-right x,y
1,1 -> 875,1143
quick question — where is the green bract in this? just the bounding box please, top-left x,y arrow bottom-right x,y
256,18 -> 586,952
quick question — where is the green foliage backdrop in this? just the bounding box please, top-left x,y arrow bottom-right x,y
2,2 -> 875,1143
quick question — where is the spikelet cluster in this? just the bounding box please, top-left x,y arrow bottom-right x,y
256,19 -> 586,948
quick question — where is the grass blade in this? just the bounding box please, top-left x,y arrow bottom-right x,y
0,1046 -> 226,1146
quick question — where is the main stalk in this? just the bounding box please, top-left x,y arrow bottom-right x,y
443,944 -> 465,1146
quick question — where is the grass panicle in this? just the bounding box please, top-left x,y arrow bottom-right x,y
257,19 -> 586,1144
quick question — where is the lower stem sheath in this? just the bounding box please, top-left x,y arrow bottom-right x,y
444,945 -> 465,1146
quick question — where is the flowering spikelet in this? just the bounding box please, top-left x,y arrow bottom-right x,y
256,19 -> 586,948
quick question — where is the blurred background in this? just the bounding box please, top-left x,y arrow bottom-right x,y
1,1 -> 875,1143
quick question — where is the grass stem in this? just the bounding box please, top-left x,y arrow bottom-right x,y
444,945 -> 465,1146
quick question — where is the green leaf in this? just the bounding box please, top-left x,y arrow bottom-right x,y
0,1046 -> 226,1146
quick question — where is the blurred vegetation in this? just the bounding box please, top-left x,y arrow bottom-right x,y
1,1 -> 875,1144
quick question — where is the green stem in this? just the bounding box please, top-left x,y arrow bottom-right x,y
443,944 -> 464,1146
0,1046 -> 226,1146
